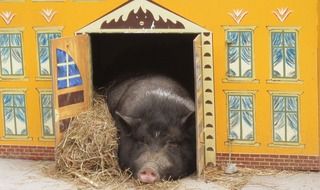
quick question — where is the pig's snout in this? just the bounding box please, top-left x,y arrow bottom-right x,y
137,167 -> 160,183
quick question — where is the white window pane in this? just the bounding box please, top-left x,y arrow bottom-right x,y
4,108 -> 15,135
240,32 -> 252,46
229,96 -> 240,110
273,96 -> 285,111
0,34 -> 9,47
272,32 -> 282,46
286,113 -> 298,142
286,97 -> 298,111
40,47 -> 50,75
1,47 -> 11,75
285,48 -> 296,78
11,48 -> 23,75
241,96 -> 253,110
229,111 -> 241,139
10,34 -> 21,47
242,111 -> 254,140
228,47 -> 240,77
274,112 -> 285,141
227,31 -> 239,46
284,32 -> 296,47
273,48 -> 284,77
38,33 -> 48,46
43,108 -> 54,136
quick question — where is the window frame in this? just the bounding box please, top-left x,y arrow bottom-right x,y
0,28 -> 25,78
1,91 -> 28,138
224,26 -> 256,81
34,27 -> 63,79
225,91 -> 256,142
268,27 -> 299,81
39,91 -> 55,139
270,92 -> 300,143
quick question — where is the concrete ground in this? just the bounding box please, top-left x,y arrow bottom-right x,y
0,158 -> 319,190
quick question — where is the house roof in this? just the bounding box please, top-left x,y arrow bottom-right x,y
76,0 -> 209,33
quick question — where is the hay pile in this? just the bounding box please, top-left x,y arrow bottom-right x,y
203,166 -> 297,190
54,96 -> 179,190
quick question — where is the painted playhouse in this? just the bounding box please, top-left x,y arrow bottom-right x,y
0,0 -> 319,173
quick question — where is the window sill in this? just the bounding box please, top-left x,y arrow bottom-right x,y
268,143 -> 305,148
0,77 -> 28,81
32,0 -> 64,2
223,78 -> 260,83
1,136 -> 33,141
224,140 -> 261,147
35,77 -> 52,81
266,79 -> 303,84
38,137 -> 55,141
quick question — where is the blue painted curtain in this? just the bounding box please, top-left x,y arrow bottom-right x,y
56,49 -> 83,89
273,96 -> 298,142
38,33 -> 61,76
227,31 -> 252,78
3,94 -> 27,136
272,31 -> 297,78
41,94 -> 54,136
0,33 -> 23,75
228,95 -> 254,140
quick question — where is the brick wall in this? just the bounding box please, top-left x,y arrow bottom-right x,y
0,145 -> 54,160
216,153 -> 320,171
1,146 -> 319,171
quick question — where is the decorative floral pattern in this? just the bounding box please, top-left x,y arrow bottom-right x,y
273,8 -> 292,22
228,9 -> 248,24
41,9 -> 57,23
0,11 -> 16,25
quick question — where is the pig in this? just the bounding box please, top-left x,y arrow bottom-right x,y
106,74 -> 196,183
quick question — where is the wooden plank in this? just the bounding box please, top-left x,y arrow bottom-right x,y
193,34 -> 205,177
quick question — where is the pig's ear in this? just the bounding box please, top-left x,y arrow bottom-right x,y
181,111 -> 195,126
115,111 -> 141,128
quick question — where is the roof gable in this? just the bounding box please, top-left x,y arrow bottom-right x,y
77,0 -> 208,33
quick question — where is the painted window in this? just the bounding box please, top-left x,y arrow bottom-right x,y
37,32 -> 61,76
3,94 -> 27,136
271,31 -> 297,79
40,93 -> 54,137
56,49 -> 82,89
228,94 -> 254,140
272,95 -> 299,142
227,31 -> 253,78
0,33 -> 24,76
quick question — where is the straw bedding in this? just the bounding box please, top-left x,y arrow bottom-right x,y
54,96 -> 179,189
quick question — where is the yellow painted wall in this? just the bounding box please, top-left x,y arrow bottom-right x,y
0,0 -> 319,156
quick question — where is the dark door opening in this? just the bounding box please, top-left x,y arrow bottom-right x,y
90,33 -> 197,98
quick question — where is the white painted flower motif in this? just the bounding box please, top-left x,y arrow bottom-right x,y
41,9 -> 57,23
228,9 -> 248,24
273,8 -> 293,22
0,11 -> 16,25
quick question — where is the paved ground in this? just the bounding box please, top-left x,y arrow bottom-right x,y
0,158 -> 319,190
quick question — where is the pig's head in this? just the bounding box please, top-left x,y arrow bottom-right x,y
115,108 -> 196,183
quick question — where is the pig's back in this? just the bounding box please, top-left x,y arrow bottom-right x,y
106,75 -> 193,117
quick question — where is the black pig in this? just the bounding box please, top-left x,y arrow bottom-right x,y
106,75 -> 196,183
